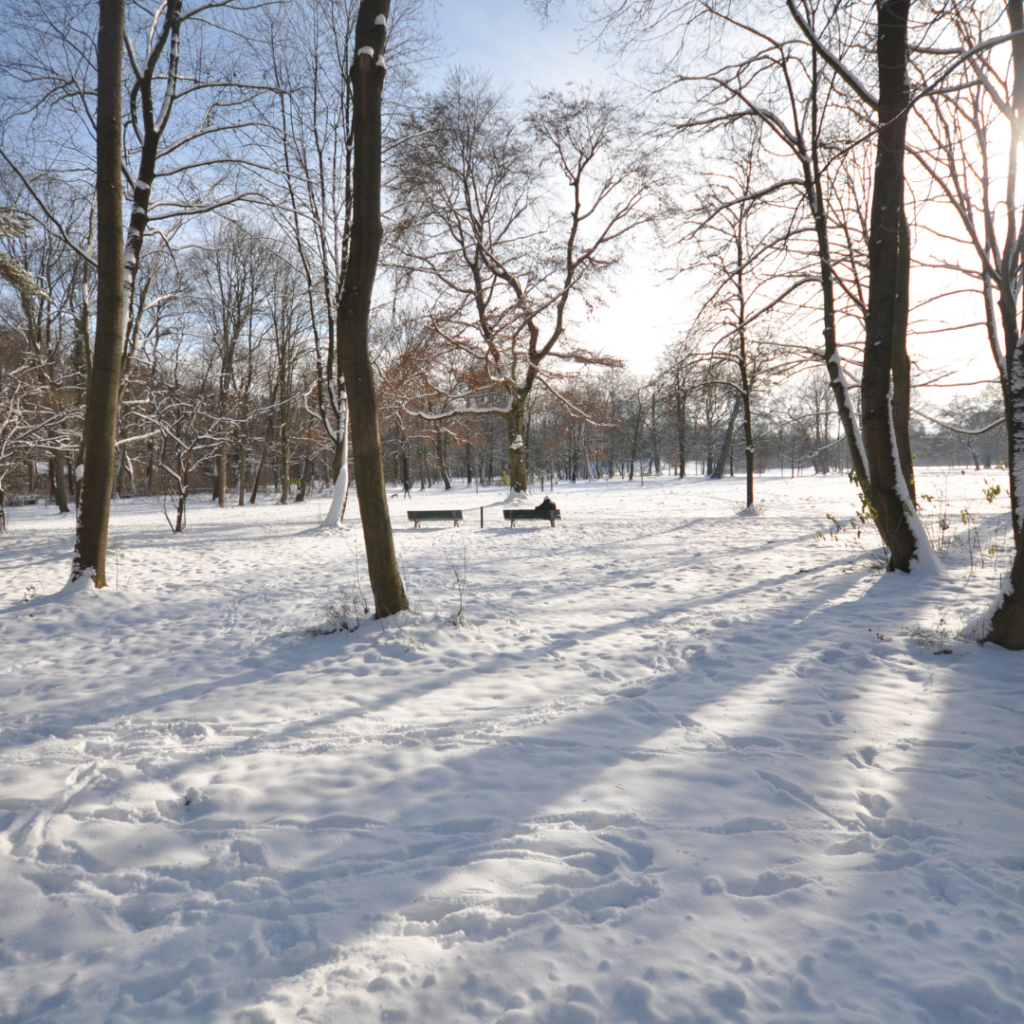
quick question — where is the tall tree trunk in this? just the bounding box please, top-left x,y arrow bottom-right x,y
400,444 -> 411,496
436,429 -> 451,489
891,210 -> 915,502
237,445 -> 247,506
296,456 -> 311,501
677,390 -> 686,477
742,389 -> 754,508
175,486 -> 188,533
323,413 -> 350,529
279,412 -> 290,505
249,441 -> 267,504
53,449 -> 70,513
711,396 -> 742,479
988,335 -> 1024,647
504,392 -> 529,492
986,0 -> 1024,647
803,85 -> 869,485
215,443 -> 228,507
337,0 -> 407,618
860,0 -> 923,572
70,0 -> 124,588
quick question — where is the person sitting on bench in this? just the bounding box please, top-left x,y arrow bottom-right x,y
535,496 -> 557,512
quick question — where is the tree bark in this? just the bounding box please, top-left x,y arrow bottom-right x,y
711,396 -> 742,479
436,429 -> 451,490
988,338 -> 1024,647
801,63 -> 870,486
741,387 -> 754,508
237,445 -> 247,505
215,444 -> 228,506
336,0 -> 407,618
323,425 -> 350,529
860,0 -> 920,572
890,210 -> 915,502
676,389 -> 686,477
279,411 -> 290,504
249,441 -> 267,504
985,0 -> 1024,647
53,450 -> 70,513
70,0 -> 125,587
505,393 -> 528,492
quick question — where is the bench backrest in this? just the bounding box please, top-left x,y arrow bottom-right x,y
408,510 -> 463,519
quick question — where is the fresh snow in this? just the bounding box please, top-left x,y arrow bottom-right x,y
0,469 -> 1022,1024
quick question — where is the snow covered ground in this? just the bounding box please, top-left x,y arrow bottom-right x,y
0,468 -> 1022,1024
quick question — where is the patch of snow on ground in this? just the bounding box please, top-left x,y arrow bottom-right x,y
0,469 -> 1021,1024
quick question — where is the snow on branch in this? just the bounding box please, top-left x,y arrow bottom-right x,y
913,408 -> 1005,436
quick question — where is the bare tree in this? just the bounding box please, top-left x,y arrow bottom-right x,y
337,0 -> 408,618
257,0 -> 433,528
71,0 -> 125,586
688,121 -> 792,506
1,0 -> 274,583
911,0 -> 1024,646
588,0 -> 940,567
190,221 -> 268,507
133,340 -> 223,533
265,246 -> 308,504
662,0 -> 872,488
657,329 -> 702,476
394,73 -> 665,492
0,199 -> 83,512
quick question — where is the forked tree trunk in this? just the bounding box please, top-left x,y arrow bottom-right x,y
70,0 -> 125,588
337,0 -> 407,618
323,423 -> 350,529
710,396 -> 742,480
860,0 -> 924,572
436,429 -> 451,490
249,442 -> 267,504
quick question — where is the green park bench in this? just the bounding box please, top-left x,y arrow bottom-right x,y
503,509 -> 561,527
407,509 -> 463,528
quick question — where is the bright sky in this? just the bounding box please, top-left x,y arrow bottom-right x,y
424,0 -> 996,396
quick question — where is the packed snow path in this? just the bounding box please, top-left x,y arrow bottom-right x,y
0,471 -> 1022,1024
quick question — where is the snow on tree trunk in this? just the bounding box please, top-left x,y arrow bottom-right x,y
323,410 -> 350,529
506,396 -> 528,493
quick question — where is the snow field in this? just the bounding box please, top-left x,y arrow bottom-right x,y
0,470 -> 1022,1024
